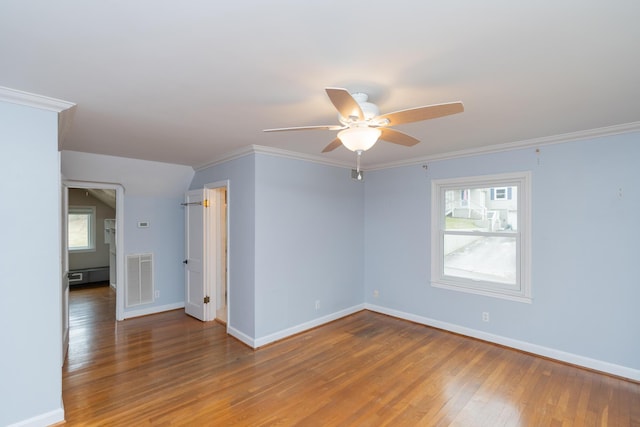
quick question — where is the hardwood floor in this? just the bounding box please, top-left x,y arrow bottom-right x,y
63,285 -> 640,426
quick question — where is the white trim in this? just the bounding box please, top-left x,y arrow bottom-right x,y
123,302 -> 185,319
7,407 -> 64,427
253,303 -> 365,348
63,180 -> 126,320
366,121 -> 640,171
251,145 -> 352,169
67,205 -> 96,252
195,145 -> 253,170
195,144 -> 352,171
431,171 -> 532,301
227,326 -> 255,348
203,180 -> 230,330
0,86 -> 77,145
364,303 -> 640,382
194,122 -> 640,173
430,281 -> 533,303
0,86 -> 75,113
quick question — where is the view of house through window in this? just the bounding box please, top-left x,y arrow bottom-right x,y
68,206 -> 96,251
444,185 -> 517,284
432,172 -> 531,302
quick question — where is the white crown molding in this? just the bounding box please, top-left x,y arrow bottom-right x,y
366,121 -> 640,171
0,86 -> 78,144
196,121 -> 640,173
195,144 -> 353,171
0,86 -> 75,113
194,145 -> 256,170
251,145 -> 353,169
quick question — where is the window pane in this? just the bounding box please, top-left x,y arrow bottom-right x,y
445,187 -> 517,232
444,235 -> 516,285
69,213 -> 90,249
433,172 -> 530,301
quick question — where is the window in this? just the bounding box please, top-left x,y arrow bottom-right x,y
431,172 -> 531,302
492,187 -> 511,200
68,206 -> 96,252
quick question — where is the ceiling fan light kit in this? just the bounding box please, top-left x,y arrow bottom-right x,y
264,87 -> 464,174
338,126 -> 381,152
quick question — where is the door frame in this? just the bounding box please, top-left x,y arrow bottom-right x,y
63,180 -> 125,321
204,180 -> 230,328
61,184 -> 69,365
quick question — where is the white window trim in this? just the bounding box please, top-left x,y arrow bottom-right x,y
430,172 -> 532,303
68,205 -> 96,252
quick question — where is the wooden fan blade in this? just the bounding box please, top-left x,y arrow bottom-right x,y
263,125 -> 344,132
378,101 -> 464,126
322,138 -> 343,153
379,127 -> 420,147
325,87 -> 364,120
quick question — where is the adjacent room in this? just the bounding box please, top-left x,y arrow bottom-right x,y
1,2 -> 639,426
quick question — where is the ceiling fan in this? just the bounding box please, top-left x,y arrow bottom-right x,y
263,87 -> 464,154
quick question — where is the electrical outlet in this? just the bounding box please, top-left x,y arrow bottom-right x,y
155,290 -> 160,299
373,290 -> 379,298
315,300 -> 320,310
482,312 -> 490,322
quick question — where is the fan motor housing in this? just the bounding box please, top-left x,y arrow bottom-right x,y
339,92 -> 380,123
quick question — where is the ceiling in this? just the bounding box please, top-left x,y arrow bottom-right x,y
2,1 -> 639,170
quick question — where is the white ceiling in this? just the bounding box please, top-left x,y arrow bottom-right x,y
2,1 -> 639,169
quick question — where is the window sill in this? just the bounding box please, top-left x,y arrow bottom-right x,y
431,280 -> 532,304
69,248 -> 97,253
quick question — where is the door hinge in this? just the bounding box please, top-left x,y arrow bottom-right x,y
204,296 -> 210,304
203,199 -> 210,208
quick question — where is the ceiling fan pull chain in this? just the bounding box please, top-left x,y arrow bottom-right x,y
355,150 -> 363,180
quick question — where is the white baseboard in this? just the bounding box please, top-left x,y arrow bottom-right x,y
8,407 -> 64,427
365,303 -> 640,382
135,301 -> 638,381
253,304 -> 365,348
227,326 -> 256,348
123,302 -> 185,319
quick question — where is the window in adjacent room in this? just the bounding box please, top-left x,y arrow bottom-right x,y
431,172 -> 531,302
68,206 -> 96,252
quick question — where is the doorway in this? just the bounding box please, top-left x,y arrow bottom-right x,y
184,182 -> 229,324
67,188 -> 116,288
62,180 -> 124,351
206,185 -> 228,324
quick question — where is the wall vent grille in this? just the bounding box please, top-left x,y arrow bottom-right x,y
126,253 -> 153,307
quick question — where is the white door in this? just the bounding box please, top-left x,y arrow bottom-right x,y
61,185 -> 70,364
184,189 -> 207,320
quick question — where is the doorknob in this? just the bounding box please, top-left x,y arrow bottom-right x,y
183,259 -> 188,264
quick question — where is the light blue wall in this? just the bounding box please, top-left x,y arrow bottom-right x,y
190,154 -> 256,337
253,154 -> 364,338
0,102 -> 62,425
190,153 -> 365,341
61,151 -> 194,314
124,196 -> 186,304
364,132 -> 640,371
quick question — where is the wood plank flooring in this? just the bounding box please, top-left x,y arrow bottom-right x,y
63,285 -> 640,426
